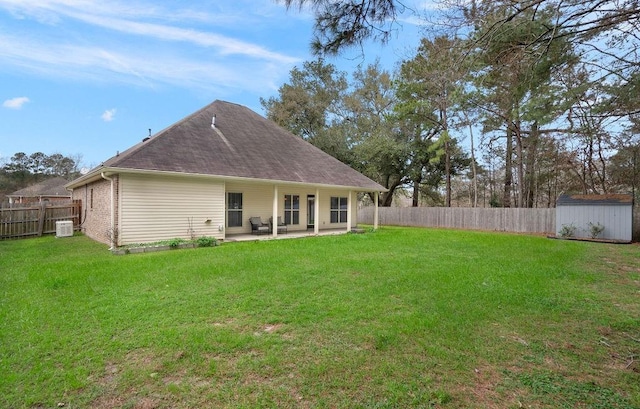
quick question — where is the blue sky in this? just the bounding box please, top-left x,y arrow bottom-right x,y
0,0 -> 427,169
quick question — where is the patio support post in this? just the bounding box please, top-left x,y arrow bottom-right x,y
314,188 -> 320,235
272,185 -> 278,237
346,191 -> 352,233
374,191 -> 379,230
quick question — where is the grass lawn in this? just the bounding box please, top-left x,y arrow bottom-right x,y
1,227 -> 639,408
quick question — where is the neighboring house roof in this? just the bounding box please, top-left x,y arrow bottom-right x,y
67,100 -> 386,191
8,177 -> 71,198
557,193 -> 633,206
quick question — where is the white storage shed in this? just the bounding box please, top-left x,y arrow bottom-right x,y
556,194 -> 633,242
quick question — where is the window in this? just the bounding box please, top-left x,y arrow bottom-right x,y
330,196 -> 348,223
284,194 -> 299,225
227,192 -> 243,227
90,188 -> 94,210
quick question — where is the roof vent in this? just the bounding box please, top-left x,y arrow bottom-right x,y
143,128 -> 151,142
211,114 -> 216,128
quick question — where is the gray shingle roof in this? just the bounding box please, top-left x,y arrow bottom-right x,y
556,193 -> 633,206
88,100 -> 384,191
9,177 -> 71,197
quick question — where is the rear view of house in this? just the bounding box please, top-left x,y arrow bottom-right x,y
66,100 -> 385,246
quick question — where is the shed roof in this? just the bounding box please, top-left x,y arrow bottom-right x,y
8,177 -> 71,198
68,100 -> 385,191
556,193 -> 633,206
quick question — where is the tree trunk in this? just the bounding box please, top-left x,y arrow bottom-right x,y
596,134 -> 608,193
468,118 -> 478,208
380,191 -> 394,207
515,117 -> 524,208
503,125 -> 514,208
524,121 -> 540,208
412,177 -> 421,207
445,137 -> 451,207
378,178 -> 403,207
441,106 -> 452,207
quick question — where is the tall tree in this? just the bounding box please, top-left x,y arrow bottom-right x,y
396,36 -> 471,206
459,1 -> 640,192
281,0 -> 639,71
609,139 -> 640,198
468,5 -> 575,207
262,59 -> 409,205
278,0 -> 640,204
261,59 -> 351,163
280,0 -> 401,55
3,152 -> 31,187
344,61 -> 408,206
1,152 -> 82,201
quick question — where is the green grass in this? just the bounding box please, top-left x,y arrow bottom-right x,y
1,227 -> 638,408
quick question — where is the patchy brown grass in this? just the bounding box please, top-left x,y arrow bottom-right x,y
2,230 -> 639,408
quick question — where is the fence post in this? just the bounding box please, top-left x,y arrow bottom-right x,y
37,203 -> 47,237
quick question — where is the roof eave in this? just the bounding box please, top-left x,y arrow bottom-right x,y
65,168 -> 109,189
66,167 -> 388,192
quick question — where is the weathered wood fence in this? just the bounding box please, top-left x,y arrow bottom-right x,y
358,206 -> 556,234
0,200 -> 81,239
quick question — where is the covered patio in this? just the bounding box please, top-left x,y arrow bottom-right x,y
224,227 -> 366,242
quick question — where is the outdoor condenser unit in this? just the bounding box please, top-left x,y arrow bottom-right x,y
55,220 -> 74,238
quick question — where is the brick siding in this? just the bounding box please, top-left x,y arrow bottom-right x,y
71,175 -> 118,246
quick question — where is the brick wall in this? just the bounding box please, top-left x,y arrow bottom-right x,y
72,175 -> 118,246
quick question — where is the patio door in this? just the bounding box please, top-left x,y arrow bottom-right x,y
307,195 -> 315,229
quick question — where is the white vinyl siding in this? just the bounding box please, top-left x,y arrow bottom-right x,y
556,203 -> 632,242
119,174 -> 225,245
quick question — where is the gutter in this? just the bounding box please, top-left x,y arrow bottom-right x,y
84,166 -> 388,192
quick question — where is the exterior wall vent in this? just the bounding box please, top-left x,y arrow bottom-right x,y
56,220 -> 74,238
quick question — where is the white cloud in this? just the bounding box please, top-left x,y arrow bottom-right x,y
101,108 -> 116,122
0,0 -> 299,63
70,13 -> 299,64
415,0 -> 444,11
0,1 -> 302,93
0,32 -> 296,95
3,96 -> 30,109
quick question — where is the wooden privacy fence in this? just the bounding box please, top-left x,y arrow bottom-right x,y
358,206 -> 556,234
1,200 -> 81,239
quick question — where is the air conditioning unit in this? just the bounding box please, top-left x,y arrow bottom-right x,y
56,221 -> 74,238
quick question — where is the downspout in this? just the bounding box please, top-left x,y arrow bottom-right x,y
101,172 -> 116,249
374,191 -> 379,230
346,191 -> 352,233
272,185 -> 279,238
314,188 -> 320,235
